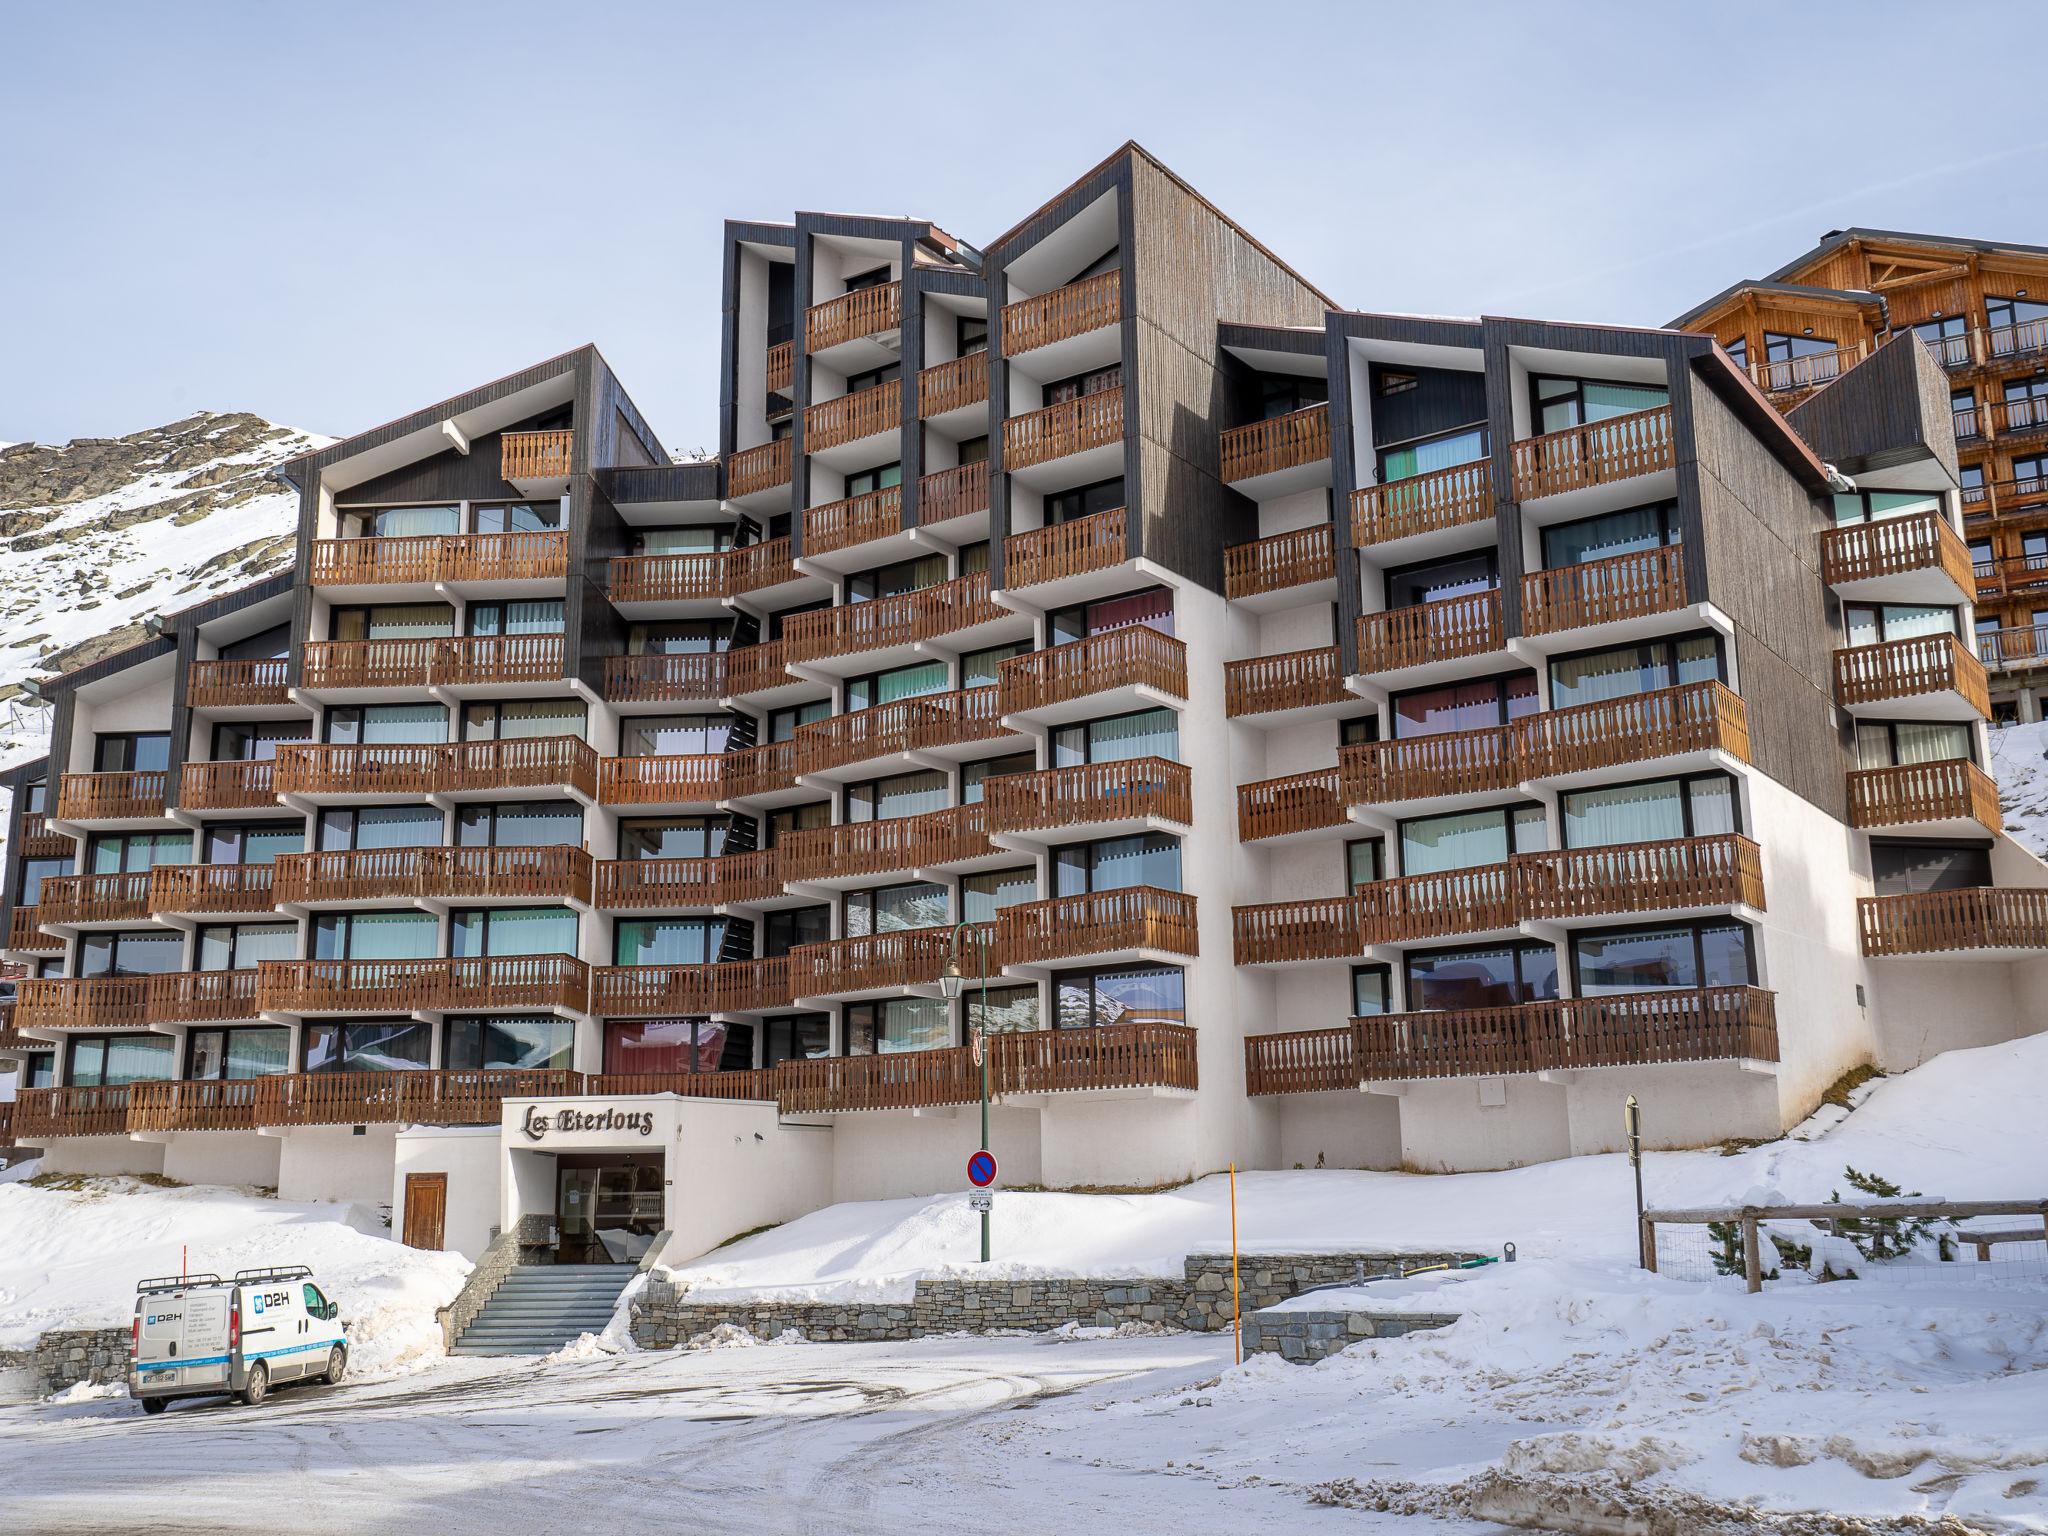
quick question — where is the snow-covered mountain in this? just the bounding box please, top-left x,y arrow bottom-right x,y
0,412 -> 329,772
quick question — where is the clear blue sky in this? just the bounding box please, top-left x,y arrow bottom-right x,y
5,0 -> 2045,449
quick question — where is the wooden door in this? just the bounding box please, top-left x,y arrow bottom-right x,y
402,1172 -> 447,1251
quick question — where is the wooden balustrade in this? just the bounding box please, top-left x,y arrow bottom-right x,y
18,976 -> 153,1031
1954,404 -> 1980,440
726,537 -> 797,595
14,1084 -> 134,1139
1236,766 -> 1347,841
983,757 -> 1190,835
1241,1026 -> 1359,1095
269,743 -> 425,799
766,339 -> 794,395
253,1067 -> 585,1128
256,954 -> 588,1015
501,430 -> 574,482
792,686 -> 1001,776
996,624 -> 1186,716
806,280 -> 902,353
34,871 -> 151,926
1001,269 -> 1120,355
1220,403 -> 1331,483
450,735 -> 597,798
301,638 -> 436,691
146,968 -> 260,1023
788,926 -> 962,997
803,486 -> 902,558
1004,505 -> 1126,588
311,535 -> 441,587
1513,834 -> 1765,919
918,462 -> 989,527
1341,726 -> 1516,804
723,641 -> 791,696
128,1077 -> 262,1132
607,551 -> 732,604
179,759 -> 280,811
593,851 -> 783,909
783,573 -> 992,663
186,658 -> 290,709
721,740 -> 799,800
275,736 -> 592,801
728,438 -> 792,499
1224,646 -> 1346,718
1223,522 -> 1336,600
585,1067 -> 782,1102
598,754 -> 725,807
590,956 -> 793,1017
1357,590 -> 1503,673
1511,681 -> 1751,780
604,651 -> 728,703
777,814 -> 939,884
1520,545 -> 1688,635
1859,887 -> 2048,957
1751,345 -> 1861,395
429,633 -> 566,687
1002,387 -> 1124,472
1832,634 -> 1990,714
1821,511 -> 1974,594
778,1046 -> 984,1115
1232,896 -> 1363,966
1510,406 -> 1674,501
0,1100 -> 13,1145
1356,862 -> 1518,944
8,906 -> 58,952
17,813 -> 72,857
1350,461 -> 1493,548
1846,760 -> 2002,831
995,887 -> 1196,966
56,770 -> 166,822
918,353 -> 989,416
147,862 -> 276,915
310,528 -> 568,589
805,380 -> 902,453
993,1021 -> 1198,1096
275,845 -> 592,905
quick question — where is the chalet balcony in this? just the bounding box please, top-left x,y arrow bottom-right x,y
995,886 -> 1197,970
1989,317 -> 2048,366
145,968 -> 261,1024
1236,766 -> 1348,843
273,743 -> 441,800
721,740 -> 802,804
1976,625 -> 2048,672
1002,387 -> 1124,478
309,531 -> 568,592
427,634 -> 567,691
917,353 -> 988,420
273,736 -> 597,803
1511,680 -> 1751,785
778,804 -> 999,888
1513,834 -> 1765,921
727,438 -> 793,503
8,906 -> 60,953
782,573 -> 1007,670
186,658 -> 291,711
805,380 -> 901,457
589,957 -> 793,1018
1859,887 -> 2048,959
1519,545 -> 1689,640
996,625 -> 1187,724
597,754 -> 725,809
802,486 -> 902,560
806,280 -> 902,356
1224,646 -> 1348,721
1355,591 -> 1503,679
1847,760 -> 2002,835
606,538 -> 796,609
1749,344 -> 1863,397
1220,403 -> 1332,493
1342,727 -> 1516,810
1822,510 -> 1974,605
17,813 -> 75,858
1991,395 -> 2048,440
272,845 -> 593,908
1001,269 -> 1120,360
983,758 -> 1191,842
1222,522 -> 1337,606
1243,986 -> 1778,1091
146,862 -> 276,917
125,1077 -> 263,1134
179,759 -> 281,813
501,430 -> 574,494
1233,895 -> 1365,967
1510,406 -> 1674,502
723,640 -> 798,700
1350,462 -> 1493,553
33,872 -> 152,928
766,339 -> 794,396
300,638 -> 437,693
584,1067 -> 782,1103
793,686 -> 1006,779
17,975 -> 152,1031
917,463 -> 991,537
256,954 -> 590,1016
55,770 -> 166,826
1355,863 -> 1519,945
443,736 -> 598,799
1831,634 -> 1990,719
603,651 -> 728,706
593,851 -> 784,911
13,1084 -> 135,1139
788,926 -> 964,1002
1972,554 -> 2048,603
1003,506 -> 1127,595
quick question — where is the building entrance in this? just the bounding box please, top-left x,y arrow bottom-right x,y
554,1152 -> 664,1264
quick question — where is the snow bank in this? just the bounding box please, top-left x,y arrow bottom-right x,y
1991,718 -> 2048,857
0,1177 -> 468,1379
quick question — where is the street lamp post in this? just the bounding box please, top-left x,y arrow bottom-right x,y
940,920 -> 993,1263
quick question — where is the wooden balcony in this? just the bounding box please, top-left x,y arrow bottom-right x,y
1355,863 -> 1518,945
1220,403 -> 1331,485
186,658 -> 290,710
0,1100 -> 13,1146
590,957 -> 793,1017
310,531 -> 568,589
1223,522 -> 1336,602
256,954 -> 589,1015
1846,760 -> 2002,833
1520,546 -> 1687,637
983,757 -> 1191,837
803,486 -> 902,558
721,740 -> 800,801
584,1067 -> 782,1103
996,886 -> 1197,967
1859,887 -> 2048,958
501,430 -> 574,484
1512,834 -> 1765,920
1989,317 -> 2048,365
56,770 -> 166,823
127,1077 -> 262,1133
1236,766 -> 1347,842
1512,681 -> 1751,782
34,872 -> 152,926
1832,634 -> 1990,716
1975,625 -> 2048,672
1510,406 -> 1674,502
301,638 -> 436,692
779,804 -> 995,885
1991,395 -> 2048,439
597,754 -> 725,807
18,976 -> 152,1031
1225,646 -> 1347,718
147,862 -> 276,916
14,1084 -> 134,1139
775,1047 -> 984,1115
1342,727 -> 1516,806
728,438 -> 792,500
918,462 -> 989,529
267,1067 -> 586,1128
451,735 -> 598,798
1001,269 -> 1120,356
8,906 -> 59,953
16,814 -> 73,858
1972,555 -> 2048,603
273,736 -> 595,801
1351,461 -> 1493,550
783,573 -> 1000,664
272,845 -> 593,907
728,537 -> 798,596
793,686 -> 1002,776
766,339 -> 794,395
593,851 -> 783,910
996,625 -> 1186,718
607,553 -> 729,605
428,634 -> 566,688
1233,895 -> 1363,966
1356,591 -> 1503,675
1749,344 -> 1862,396
603,651 -> 728,704
805,380 -> 901,454
918,353 -> 988,417
1821,510 -> 1974,601
146,968 -> 261,1024
1004,506 -> 1126,589
179,759 -> 280,812
1002,387 -> 1124,473
723,640 -> 792,697
788,926 -> 962,999
806,280 -> 901,354
274,743 -> 440,798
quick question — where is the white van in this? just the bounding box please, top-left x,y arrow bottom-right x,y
130,1266 -> 346,1414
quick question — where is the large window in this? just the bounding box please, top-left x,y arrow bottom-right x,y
618,816 -> 728,861
960,867 -> 1036,924
763,1014 -> 830,1066
303,1020 -> 433,1073
446,1016 -> 573,1071
212,719 -> 310,761
1253,372 -> 1327,420
1870,840 -> 1992,896
1541,501 -> 1679,569
330,603 -> 455,640
1054,965 -> 1185,1029
1404,942 -> 1558,1011
451,906 -> 578,957
15,855 -> 67,907
1051,707 -> 1177,766
187,1027 -> 290,1080
1044,363 -> 1121,408
203,823 -> 303,866
628,619 -> 727,656
196,922 -> 298,972
1844,603 -> 1957,648
1346,838 -> 1384,890
848,553 -> 945,605
467,599 -> 565,638
1043,477 -> 1125,526
1571,920 -> 1754,995
472,501 -> 562,534
845,769 -> 947,825
1384,550 -> 1495,610
968,983 -> 1041,1035
1532,375 -> 1669,432
618,714 -> 731,758
1053,832 -> 1180,895
323,703 -> 448,745
66,1033 -> 175,1086
636,524 -> 731,557
338,503 -> 459,539
846,660 -> 949,713
1377,425 -> 1486,482
77,930 -> 184,977
1988,296 -> 2048,353
961,753 -> 1036,803
1392,673 -> 1538,739
311,910 -> 437,960
1050,586 -> 1172,644
1548,634 -> 1722,711
316,804 -> 444,852
1854,722 -> 1973,771
93,732 -> 170,774
962,642 -> 1030,688
1398,804 -> 1546,875
604,1018 -> 749,1075
763,905 -> 829,956
613,917 -> 724,967
1560,775 -> 1738,848
462,699 -> 586,741
87,830 -> 190,874
1351,965 -> 1391,1017
843,882 -> 946,936
1830,489 -> 1944,528
766,802 -> 829,847
767,699 -> 831,742
455,801 -> 583,848
845,997 -> 950,1055
845,461 -> 902,499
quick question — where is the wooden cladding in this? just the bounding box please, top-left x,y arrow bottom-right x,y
500,430 -> 573,482
728,438 -> 793,499
918,353 -> 989,417
256,955 -> 589,1015
604,651 -> 728,704
56,770 -> 166,822
33,872 -> 150,926
606,538 -> 794,604
273,735 -> 597,799
1859,887 -> 2048,957
778,804 -> 993,884
806,280 -> 902,353
793,686 -> 1002,776
1244,986 -> 1779,1092
983,757 -> 1191,836
146,862 -> 276,916
1004,506 -> 1126,588
1222,522 -> 1335,601
1821,511 -> 1974,594
1225,646 -> 1346,718
310,531 -> 568,588
997,624 -> 1187,716
1521,545 -> 1688,636
996,886 -> 1197,966
805,380 -> 902,453
1510,406 -> 1674,501
803,486 -> 902,558
918,463 -> 989,528
1847,760 -> 2002,832
766,340 -> 794,395
272,845 -> 593,907
593,851 -> 783,909
1001,269 -> 1120,355
1220,403 -> 1331,483
1511,681 -> 1751,781
186,658 -> 290,709
783,572 -> 1000,664
1357,591 -> 1503,674
1351,462 -> 1493,548
1832,635 -> 1990,714
1002,388 -> 1124,472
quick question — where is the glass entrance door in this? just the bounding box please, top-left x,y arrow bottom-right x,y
555,1154 -> 664,1264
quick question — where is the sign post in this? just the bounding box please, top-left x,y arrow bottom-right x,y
967,1149 -> 997,1262
1625,1095 -> 1647,1269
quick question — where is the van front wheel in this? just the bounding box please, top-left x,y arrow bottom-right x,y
140,1397 -> 168,1416
238,1362 -> 269,1407
322,1345 -> 347,1385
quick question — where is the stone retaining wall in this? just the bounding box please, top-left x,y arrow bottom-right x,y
1238,1306 -> 1462,1364
33,1327 -> 129,1393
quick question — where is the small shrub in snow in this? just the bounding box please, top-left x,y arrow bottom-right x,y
1829,1167 -> 1937,1263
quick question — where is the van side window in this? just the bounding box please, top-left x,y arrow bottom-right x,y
303,1283 -> 329,1318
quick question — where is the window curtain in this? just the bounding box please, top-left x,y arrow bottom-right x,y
1893,721 -> 1972,766
352,505 -> 458,538
874,998 -> 949,1054
95,1035 -> 176,1086
1543,504 -> 1670,568
1582,382 -> 1669,422
224,1029 -> 291,1078
960,868 -> 1036,924
1087,833 -> 1180,892
1400,809 -> 1509,874
1382,426 -> 1486,482
332,911 -> 437,961
614,918 -> 720,967
359,704 -> 450,745
1562,780 -> 1686,848
469,906 -> 577,957
1087,708 -> 1178,764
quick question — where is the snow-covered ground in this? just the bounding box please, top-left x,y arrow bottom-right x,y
1991,717 -> 2048,857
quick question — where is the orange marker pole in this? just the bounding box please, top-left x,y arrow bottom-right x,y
1229,1163 -> 1241,1364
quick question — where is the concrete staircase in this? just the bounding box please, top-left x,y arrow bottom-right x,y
450,1264 -> 637,1357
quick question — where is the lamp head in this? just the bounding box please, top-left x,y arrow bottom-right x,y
939,956 -> 964,1000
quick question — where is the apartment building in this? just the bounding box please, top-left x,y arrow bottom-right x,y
0,147 -> 2042,1260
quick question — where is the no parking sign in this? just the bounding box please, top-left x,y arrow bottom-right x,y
966,1149 -> 997,1188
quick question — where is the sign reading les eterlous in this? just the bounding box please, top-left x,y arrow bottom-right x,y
521,1104 -> 655,1142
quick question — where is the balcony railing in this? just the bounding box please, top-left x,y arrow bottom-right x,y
918,462 -> 989,528
1511,681 -> 1751,780
1222,522 -> 1335,601
766,339 -> 794,395
14,1084 -> 134,1139
1357,591 -> 1503,674
18,976 -> 152,1031
1989,318 -> 2048,365
146,968 -> 261,1024
429,634 -> 566,687
1821,511 -> 1974,593
782,573 -> 1000,664
607,539 -> 794,605
590,956 -> 793,1017
1955,404 -> 1980,440
604,651 -> 728,704
996,886 -> 1197,966
1236,766 -> 1347,842
1991,396 -> 2048,438
8,906 -> 59,952
1972,554 -> 2048,602
187,658 -> 291,709
805,380 -> 901,454
17,814 -> 72,857
597,754 -> 725,807
272,845 -> 593,907
33,872 -> 151,926
788,926 -> 963,998
257,955 -> 589,1015
1846,759 -> 2001,831
1002,387 -> 1124,472
1831,634 -> 1990,714
1220,403 -> 1331,484
447,736 -> 597,797
180,759 -> 280,811
918,353 -> 988,417
1514,834 -> 1765,919
723,640 -> 791,697
56,770 -> 166,822
803,485 -> 902,558
778,804 -> 994,885
1976,624 -> 2048,671
1001,269 -> 1119,355
728,438 -> 793,500
806,280 -> 902,353
1232,896 -> 1362,966
1224,645 -> 1346,718
300,638 -> 437,691
1520,545 -> 1687,636
1351,461 -> 1492,549
273,736 -> 596,800
793,686 -> 1001,776
502,430 -> 573,482
147,862 -> 276,916
721,740 -> 799,801
1750,344 -> 1862,395
997,624 -> 1187,716
1342,726 -> 1515,805
310,531 -> 568,588
1004,506 -> 1126,589
1355,863 -> 1517,944
593,851 -> 783,910
1510,406 -> 1674,501
1859,887 -> 2048,957
983,757 -> 1191,836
